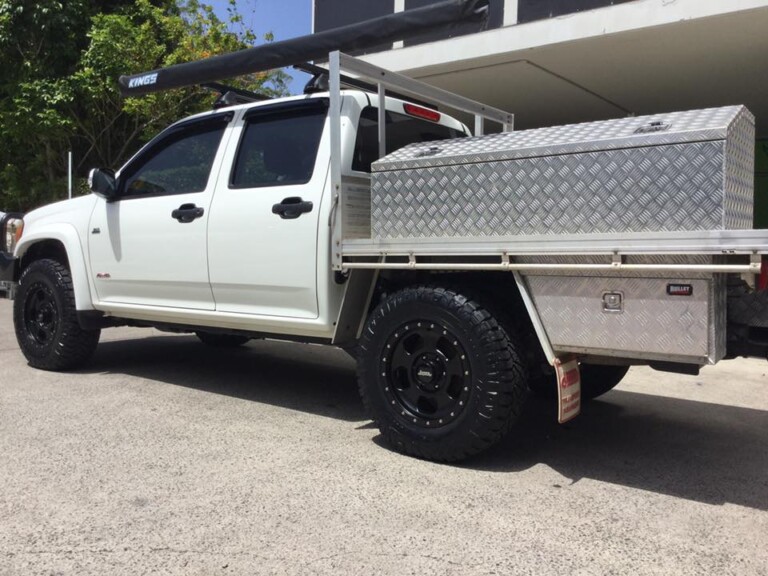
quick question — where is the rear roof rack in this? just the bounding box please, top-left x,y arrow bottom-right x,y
294,62 -> 436,109
201,82 -> 271,109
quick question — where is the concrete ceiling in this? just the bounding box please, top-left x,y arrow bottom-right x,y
395,7 -> 768,138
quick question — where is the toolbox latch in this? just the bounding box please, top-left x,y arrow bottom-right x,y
634,120 -> 671,134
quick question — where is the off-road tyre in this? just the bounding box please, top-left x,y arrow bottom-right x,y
195,331 -> 250,347
358,286 -> 529,462
13,259 -> 100,371
529,363 -> 629,401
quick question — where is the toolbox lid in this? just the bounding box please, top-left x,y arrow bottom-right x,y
372,105 -> 753,172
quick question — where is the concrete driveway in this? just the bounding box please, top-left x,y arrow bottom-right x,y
1,298 -> 766,575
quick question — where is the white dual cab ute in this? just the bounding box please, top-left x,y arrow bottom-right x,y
4,3 -> 768,462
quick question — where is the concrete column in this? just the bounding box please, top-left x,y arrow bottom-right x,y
394,0 -> 405,48
503,0 -> 518,26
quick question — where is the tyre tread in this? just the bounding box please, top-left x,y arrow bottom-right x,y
358,285 -> 529,462
14,259 -> 100,371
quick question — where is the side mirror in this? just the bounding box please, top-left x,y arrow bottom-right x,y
88,168 -> 117,199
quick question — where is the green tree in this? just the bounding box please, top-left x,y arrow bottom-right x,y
0,0 -> 288,211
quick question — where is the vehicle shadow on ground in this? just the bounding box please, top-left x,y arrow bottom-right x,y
84,334 -> 365,423
467,392 -> 768,511
85,335 -> 768,511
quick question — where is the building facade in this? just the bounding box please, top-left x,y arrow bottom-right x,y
314,0 -> 768,222
314,0 -> 768,133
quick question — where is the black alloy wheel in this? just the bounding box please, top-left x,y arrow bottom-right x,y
382,320 -> 471,429
13,259 -> 100,371
358,285 -> 529,462
22,281 -> 60,349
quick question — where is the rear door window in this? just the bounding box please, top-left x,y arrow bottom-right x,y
230,101 -> 328,189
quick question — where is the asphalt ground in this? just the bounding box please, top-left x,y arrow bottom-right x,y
1,298 -> 767,575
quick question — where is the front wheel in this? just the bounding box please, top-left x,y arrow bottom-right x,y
357,286 -> 529,462
13,259 -> 100,371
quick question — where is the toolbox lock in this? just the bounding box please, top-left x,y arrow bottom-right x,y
634,121 -> 671,134
602,292 -> 623,313
414,145 -> 441,158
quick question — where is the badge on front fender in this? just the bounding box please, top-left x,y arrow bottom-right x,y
555,356 -> 581,423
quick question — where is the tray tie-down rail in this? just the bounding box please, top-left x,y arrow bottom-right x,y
340,229 -> 768,274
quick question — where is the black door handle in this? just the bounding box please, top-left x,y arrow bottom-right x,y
272,197 -> 313,220
171,203 -> 205,223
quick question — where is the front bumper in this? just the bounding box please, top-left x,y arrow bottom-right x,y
0,252 -> 18,298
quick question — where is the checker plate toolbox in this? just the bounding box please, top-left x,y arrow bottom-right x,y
370,106 -> 755,238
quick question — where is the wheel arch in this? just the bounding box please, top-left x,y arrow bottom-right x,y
342,269 -> 556,365
17,225 -> 95,312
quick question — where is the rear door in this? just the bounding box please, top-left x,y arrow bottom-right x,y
207,100 -> 329,318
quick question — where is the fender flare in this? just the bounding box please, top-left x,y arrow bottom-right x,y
16,224 -> 95,311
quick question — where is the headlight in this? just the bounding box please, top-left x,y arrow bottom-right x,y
4,217 -> 24,254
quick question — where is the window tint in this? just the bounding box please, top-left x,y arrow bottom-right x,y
352,106 -> 466,172
231,104 -> 327,188
123,120 -> 226,198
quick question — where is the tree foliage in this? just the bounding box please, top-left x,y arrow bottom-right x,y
0,0 -> 289,211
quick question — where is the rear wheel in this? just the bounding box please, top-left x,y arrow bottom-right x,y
195,331 -> 250,347
13,259 -> 100,371
529,363 -> 629,401
579,363 -> 629,400
358,286 -> 528,462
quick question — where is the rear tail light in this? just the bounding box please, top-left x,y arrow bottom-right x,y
759,256 -> 768,291
403,103 -> 441,123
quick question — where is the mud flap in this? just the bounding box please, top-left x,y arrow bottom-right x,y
554,356 -> 581,423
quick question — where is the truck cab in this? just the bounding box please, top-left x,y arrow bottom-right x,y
85,91 -> 466,336
1,89 -> 469,359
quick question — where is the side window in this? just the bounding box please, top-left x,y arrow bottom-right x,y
231,104 -> 327,189
352,106 -> 466,173
122,119 -> 227,198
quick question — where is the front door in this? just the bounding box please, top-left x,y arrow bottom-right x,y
89,113 -> 232,310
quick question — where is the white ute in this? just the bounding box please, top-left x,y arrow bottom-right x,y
4,7 -> 768,461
